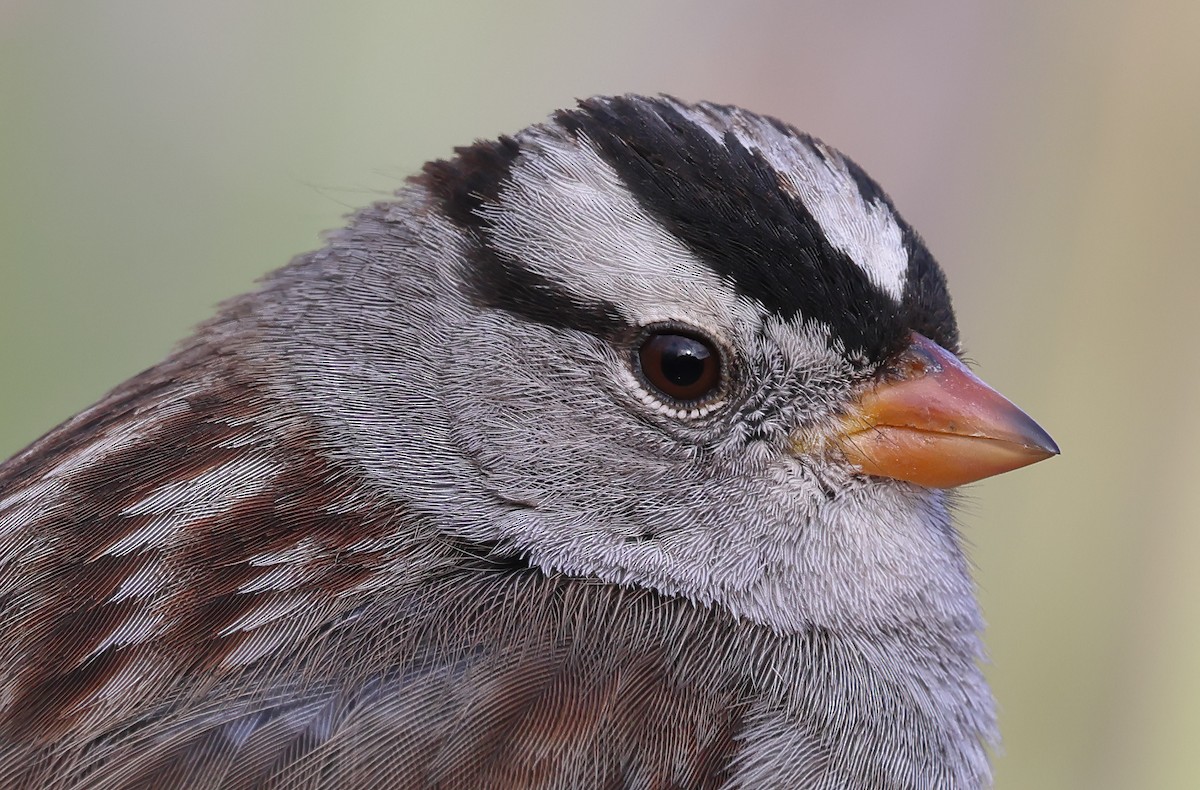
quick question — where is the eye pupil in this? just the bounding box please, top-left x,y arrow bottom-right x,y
637,330 -> 722,405
660,337 -> 708,386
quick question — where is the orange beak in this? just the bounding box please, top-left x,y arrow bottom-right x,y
831,333 -> 1059,488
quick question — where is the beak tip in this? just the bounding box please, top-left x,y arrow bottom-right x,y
1018,414 -> 1060,458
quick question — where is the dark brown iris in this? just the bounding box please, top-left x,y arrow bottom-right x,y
637,331 -> 721,404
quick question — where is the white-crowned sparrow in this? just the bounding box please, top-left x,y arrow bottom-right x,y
0,95 -> 1057,789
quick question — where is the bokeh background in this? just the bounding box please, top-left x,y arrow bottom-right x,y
2,1 -> 1197,786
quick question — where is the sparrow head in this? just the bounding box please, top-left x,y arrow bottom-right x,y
0,96 -> 1055,784
259,95 -> 1057,634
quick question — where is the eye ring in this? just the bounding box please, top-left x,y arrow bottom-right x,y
634,327 -> 724,407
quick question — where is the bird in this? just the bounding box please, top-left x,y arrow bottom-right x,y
0,94 -> 1058,789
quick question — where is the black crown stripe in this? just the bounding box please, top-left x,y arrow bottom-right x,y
419,136 -> 626,338
557,96 -> 949,363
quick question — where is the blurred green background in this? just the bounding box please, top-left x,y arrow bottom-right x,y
2,1 -> 1198,786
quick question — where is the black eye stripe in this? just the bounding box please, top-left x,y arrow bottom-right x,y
419,135 -> 628,339
419,95 -> 959,364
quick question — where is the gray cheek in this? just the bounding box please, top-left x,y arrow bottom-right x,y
434,312 -> 820,544
440,317 -> 686,533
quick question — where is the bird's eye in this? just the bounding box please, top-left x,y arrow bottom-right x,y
636,330 -> 722,404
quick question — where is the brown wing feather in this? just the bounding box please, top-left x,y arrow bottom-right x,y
0,348 -> 772,789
